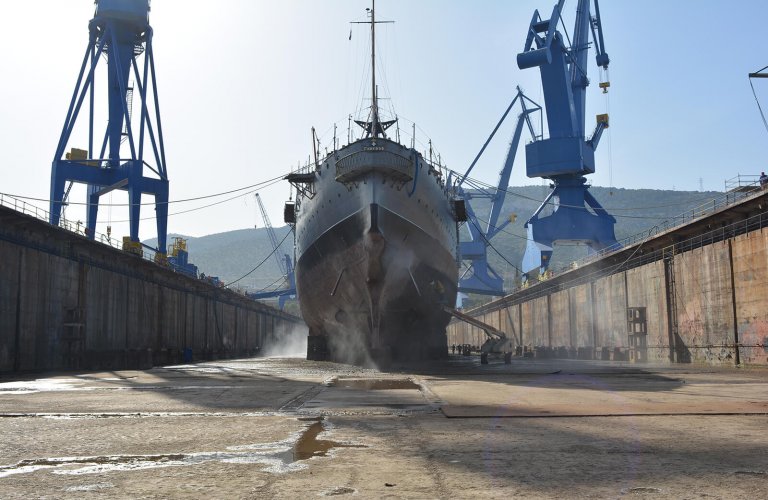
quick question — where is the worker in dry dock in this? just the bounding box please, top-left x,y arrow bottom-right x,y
760,171 -> 768,189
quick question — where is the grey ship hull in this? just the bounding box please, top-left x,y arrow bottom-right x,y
292,137 -> 458,365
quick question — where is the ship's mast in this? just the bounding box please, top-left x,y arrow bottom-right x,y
370,0 -> 380,138
353,1 -> 394,139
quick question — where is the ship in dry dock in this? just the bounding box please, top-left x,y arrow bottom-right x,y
285,1 -> 463,365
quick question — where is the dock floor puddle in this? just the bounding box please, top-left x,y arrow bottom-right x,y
294,418 -> 365,460
0,418 -> 365,478
331,378 -> 419,390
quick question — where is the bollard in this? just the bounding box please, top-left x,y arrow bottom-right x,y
480,353 -> 489,364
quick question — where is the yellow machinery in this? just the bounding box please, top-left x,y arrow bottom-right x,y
122,236 -> 142,256
168,237 -> 187,257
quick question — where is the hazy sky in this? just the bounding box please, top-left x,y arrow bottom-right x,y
2,0 -> 768,241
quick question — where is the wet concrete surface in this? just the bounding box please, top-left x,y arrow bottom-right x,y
0,356 -> 767,498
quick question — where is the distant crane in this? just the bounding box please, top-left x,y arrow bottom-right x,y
516,0 -> 619,277
456,87 -> 542,296
249,193 -> 296,309
49,0 -> 169,258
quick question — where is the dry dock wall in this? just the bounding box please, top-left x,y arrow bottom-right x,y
449,209 -> 768,366
0,206 -> 303,374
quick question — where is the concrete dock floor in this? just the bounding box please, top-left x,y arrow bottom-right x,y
1,356 -> 767,499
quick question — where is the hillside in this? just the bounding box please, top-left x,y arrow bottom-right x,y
146,226 -> 293,292
151,186 -> 720,294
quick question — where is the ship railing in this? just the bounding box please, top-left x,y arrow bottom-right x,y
291,161 -> 315,174
287,162 -> 318,200
420,156 -> 451,191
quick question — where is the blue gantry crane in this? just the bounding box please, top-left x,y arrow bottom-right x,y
517,0 -> 619,277
49,0 -> 169,258
457,87 -> 542,296
248,193 -> 296,309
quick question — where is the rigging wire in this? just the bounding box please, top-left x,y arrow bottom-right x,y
375,23 -> 397,122
250,275 -> 289,295
225,229 -> 293,288
456,171 -> 715,213
106,177 -> 285,223
344,14 -> 355,135
557,0 -> 572,48
749,76 -> 768,136
395,114 -> 447,160
468,218 -> 524,273
600,66 -> 614,195
108,191 -> 113,229
1,173 -> 289,207
5,162 -> 713,229
391,16 -> 404,124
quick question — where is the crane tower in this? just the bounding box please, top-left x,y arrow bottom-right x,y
517,0 -> 619,276
49,0 -> 169,257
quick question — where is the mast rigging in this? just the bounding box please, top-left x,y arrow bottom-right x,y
352,0 -> 395,139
